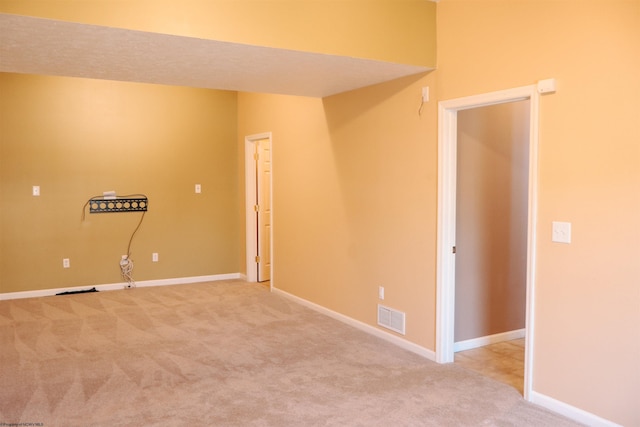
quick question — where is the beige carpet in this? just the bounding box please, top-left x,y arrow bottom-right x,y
0,280 -> 582,426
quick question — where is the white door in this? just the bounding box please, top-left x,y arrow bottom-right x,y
256,139 -> 271,282
244,132 -> 272,284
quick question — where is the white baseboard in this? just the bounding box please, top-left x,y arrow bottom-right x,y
272,287 -> 436,362
0,273 -> 242,301
454,328 -> 526,352
530,391 -> 622,427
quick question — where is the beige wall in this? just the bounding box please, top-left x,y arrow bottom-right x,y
437,1 -> 639,425
0,74 -> 239,293
455,101 -> 529,342
238,71 -> 438,348
0,0 -> 436,67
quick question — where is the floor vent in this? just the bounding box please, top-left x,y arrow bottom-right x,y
377,304 -> 406,335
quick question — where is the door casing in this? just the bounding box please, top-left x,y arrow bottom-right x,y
436,83 -> 550,401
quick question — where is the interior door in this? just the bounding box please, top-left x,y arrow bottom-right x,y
256,138 -> 271,282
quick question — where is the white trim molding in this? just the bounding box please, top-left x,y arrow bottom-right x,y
454,329 -> 525,353
272,287 -> 436,362
530,391 -> 623,427
0,273 -> 242,301
436,81 -> 554,403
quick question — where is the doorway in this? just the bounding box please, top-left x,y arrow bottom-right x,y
453,100 -> 530,394
245,132 -> 273,286
436,84 -> 545,401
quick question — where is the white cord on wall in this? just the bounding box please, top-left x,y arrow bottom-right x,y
120,255 -> 135,288
121,209 -> 145,289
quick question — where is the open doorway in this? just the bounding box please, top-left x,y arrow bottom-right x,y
245,132 -> 273,287
453,100 -> 530,395
436,82 -> 551,401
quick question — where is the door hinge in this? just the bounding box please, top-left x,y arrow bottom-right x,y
254,153 -> 259,160
254,204 -> 260,212
255,256 -> 260,263
452,246 -> 456,254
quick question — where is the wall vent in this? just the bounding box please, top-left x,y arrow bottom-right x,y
377,304 -> 406,335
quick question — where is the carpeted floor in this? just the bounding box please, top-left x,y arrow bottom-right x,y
0,280 -> 582,426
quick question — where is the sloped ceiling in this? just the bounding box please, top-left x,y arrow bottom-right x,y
0,13 -> 431,97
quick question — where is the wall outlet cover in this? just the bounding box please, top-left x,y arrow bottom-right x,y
552,221 -> 571,243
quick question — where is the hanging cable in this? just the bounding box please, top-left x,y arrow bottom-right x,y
81,193 -> 148,289
120,209 -> 146,288
125,210 -> 146,259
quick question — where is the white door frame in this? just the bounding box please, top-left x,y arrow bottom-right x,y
245,132 -> 273,288
436,82 -> 552,401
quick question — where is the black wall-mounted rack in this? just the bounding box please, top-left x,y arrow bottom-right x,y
89,197 -> 148,214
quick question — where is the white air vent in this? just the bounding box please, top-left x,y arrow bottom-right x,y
377,304 -> 406,335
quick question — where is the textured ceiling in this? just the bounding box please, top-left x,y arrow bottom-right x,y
0,13 -> 431,98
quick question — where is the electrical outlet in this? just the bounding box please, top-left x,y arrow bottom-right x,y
32,186 -> 40,196
195,184 -> 201,194
152,253 -> 159,262
421,86 -> 430,103
378,286 -> 385,300
552,221 -> 572,243
62,258 -> 70,268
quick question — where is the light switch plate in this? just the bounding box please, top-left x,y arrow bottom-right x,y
552,221 -> 571,243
